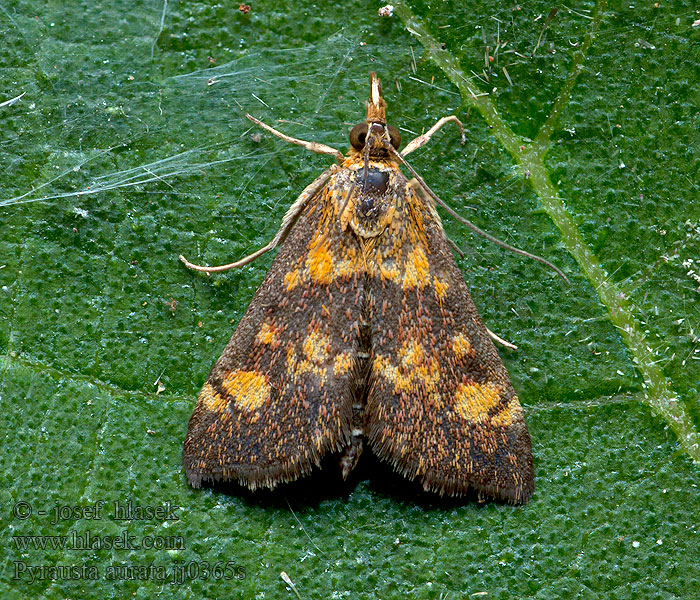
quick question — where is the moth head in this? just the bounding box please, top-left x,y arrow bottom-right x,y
349,72 -> 401,152
349,122 -> 401,152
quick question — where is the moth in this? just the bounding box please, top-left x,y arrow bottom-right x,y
181,73 -> 558,504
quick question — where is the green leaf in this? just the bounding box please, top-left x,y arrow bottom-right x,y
1,0 -> 699,598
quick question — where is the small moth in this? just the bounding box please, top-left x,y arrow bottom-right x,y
182,73 -> 547,504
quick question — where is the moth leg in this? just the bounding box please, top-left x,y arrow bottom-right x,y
246,114 -> 345,163
180,164 -> 339,273
401,115 -> 465,157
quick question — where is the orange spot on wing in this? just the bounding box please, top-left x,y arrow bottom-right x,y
434,277 -> 449,303
284,268 -> 301,291
376,259 -> 399,283
399,338 -> 424,368
198,382 -> 228,413
452,333 -> 475,358
374,339 -> 440,395
335,245 -> 359,278
221,370 -> 271,412
333,352 -> 354,375
256,322 -> 279,346
491,396 -> 523,426
454,382 -> 502,423
307,237 -> 334,284
303,327 -> 331,364
402,247 -> 430,289
286,346 -> 297,375
287,327 -> 332,385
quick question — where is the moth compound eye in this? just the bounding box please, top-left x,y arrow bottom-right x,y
388,125 -> 401,150
349,123 -> 369,150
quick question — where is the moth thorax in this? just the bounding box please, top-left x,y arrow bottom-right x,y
348,167 -> 399,239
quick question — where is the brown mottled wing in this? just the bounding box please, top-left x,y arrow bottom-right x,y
183,178 -> 362,489
365,183 -> 534,503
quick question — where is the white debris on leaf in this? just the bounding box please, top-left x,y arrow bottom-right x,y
378,5 -> 394,17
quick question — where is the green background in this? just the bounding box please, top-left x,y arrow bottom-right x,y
1,0 -> 699,598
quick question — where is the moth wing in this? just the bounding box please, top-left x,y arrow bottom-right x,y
365,183 -> 534,503
183,177 -> 363,489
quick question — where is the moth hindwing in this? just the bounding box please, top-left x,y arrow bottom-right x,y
183,73 -> 534,504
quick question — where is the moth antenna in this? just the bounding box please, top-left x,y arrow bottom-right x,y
362,130 -> 372,188
362,122 -> 384,189
384,141 -> 570,285
179,242 -> 274,273
338,182 -> 356,225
